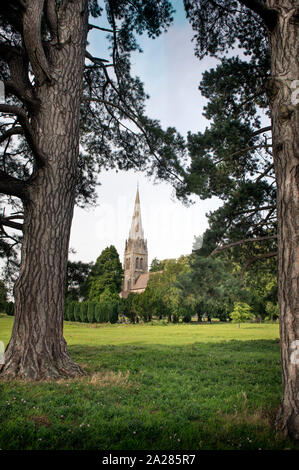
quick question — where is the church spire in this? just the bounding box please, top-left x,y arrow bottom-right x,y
128,187 -> 144,240
122,186 -> 148,296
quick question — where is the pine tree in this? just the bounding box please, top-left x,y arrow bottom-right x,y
183,0 -> 299,439
88,246 -> 123,299
0,1 -> 185,380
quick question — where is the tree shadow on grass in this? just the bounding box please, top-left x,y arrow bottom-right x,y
1,339 -> 292,451
68,339 -> 282,414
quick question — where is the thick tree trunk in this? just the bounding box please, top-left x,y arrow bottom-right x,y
0,1 -> 89,380
266,0 -> 299,439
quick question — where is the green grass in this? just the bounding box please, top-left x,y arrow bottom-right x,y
0,315 -> 298,450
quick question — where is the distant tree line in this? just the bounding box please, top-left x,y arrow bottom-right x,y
2,242 -> 278,326
63,243 -> 278,325
124,250 -> 278,324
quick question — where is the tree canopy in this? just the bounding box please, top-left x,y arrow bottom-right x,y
181,2 -> 276,273
88,245 -> 123,299
0,0 -> 187,269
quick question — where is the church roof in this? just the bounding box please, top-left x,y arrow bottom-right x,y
131,270 -> 163,292
128,188 -> 145,240
131,273 -> 149,291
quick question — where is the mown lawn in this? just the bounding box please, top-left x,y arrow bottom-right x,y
0,315 -> 298,450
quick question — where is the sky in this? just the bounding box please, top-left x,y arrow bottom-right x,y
69,1 -> 222,267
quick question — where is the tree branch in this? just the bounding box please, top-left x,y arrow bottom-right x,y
241,251 -> 278,287
0,170 -> 28,200
0,216 -> 23,231
0,127 -> 24,144
251,126 -> 272,136
22,0 -> 52,84
255,163 -> 274,183
82,97 -> 185,185
0,43 -> 39,112
0,104 -> 46,167
234,204 -> 276,216
88,24 -> 114,33
85,51 -> 109,64
230,144 -> 272,160
237,0 -> 278,31
45,0 -> 58,43
210,234 -> 277,256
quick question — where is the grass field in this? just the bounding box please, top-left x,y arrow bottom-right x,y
0,315 -> 298,450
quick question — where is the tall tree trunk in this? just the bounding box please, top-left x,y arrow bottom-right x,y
267,0 -> 299,439
0,1 -> 89,380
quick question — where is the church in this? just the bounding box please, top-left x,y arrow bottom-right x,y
121,188 -> 150,298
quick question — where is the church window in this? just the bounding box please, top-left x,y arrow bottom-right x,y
140,258 -> 143,269
136,257 -> 139,268
127,279 -> 131,291
126,258 -> 130,269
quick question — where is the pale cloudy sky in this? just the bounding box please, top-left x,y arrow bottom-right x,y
69,1 -> 222,266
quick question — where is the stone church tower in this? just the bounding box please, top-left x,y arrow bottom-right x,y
122,188 -> 148,293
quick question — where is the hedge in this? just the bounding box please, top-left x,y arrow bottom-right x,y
64,299 -> 118,324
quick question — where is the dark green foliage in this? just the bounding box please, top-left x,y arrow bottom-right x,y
184,0 -> 269,63
88,246 -> 124,300
119,293 -> 138,323
177,254 -> 246,322
5,301 -> 14,316
65,261 -> 93,302
74,303 -> 82,323
149,258 -> 165,272
67,302 -> 76,322
80,302 -> 88,323
0,0 -> 187,273
87,302 -> 96,323
181,1 -> 276,277
94,303 -> 102,323
132,290 -> 152,322
67,295 -> 119,324
0,280 -> 7,312
98,289 -> 119,324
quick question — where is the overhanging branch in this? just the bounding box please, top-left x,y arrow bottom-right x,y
0,104 -> 46,167
210,234 -> 277,256
237,0 -> 278,31
0,127 -> 24,144
85,51 -> 109,64
88,24 -> 114,33
0,170 -> 28,200
241,251 -> 278,287
0,216 -> 23,231
252,126 -> 272,136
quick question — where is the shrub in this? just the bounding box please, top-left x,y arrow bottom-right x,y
87,302 -> 96,323
5,302 -> 14,316
68,302 -> 76,321
230,302 -> 255,327
80,302 -> 88,322
265,301 -> 279,321
74,302 -> 81,322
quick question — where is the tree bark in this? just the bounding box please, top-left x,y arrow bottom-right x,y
266,0 -> 299,439
0,0 -> 89,380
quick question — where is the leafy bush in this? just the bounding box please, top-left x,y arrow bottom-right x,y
5,301 -> 14,316
230,302 -> 255,326
87,302 -> 96,323
74,302 -> 81,322
80,302 -> 88,322
265,301 -> 279,321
